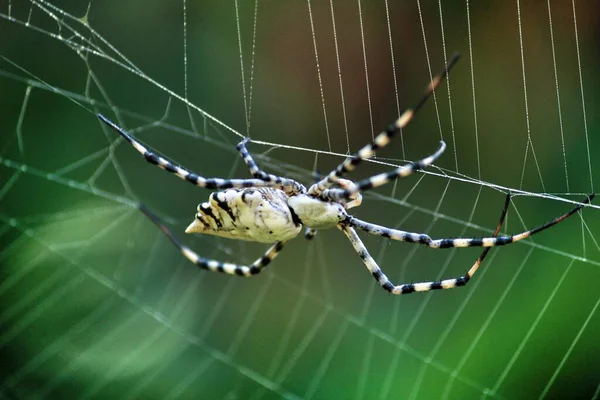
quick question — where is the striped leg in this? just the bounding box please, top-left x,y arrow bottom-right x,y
340,193 -> 508,294
336,178 -> 363,209
139,204 -> 286,276
308,53 -> 460,197
348,193 -> 594,249
99,114 -> 294,192
320,141 -> 446,203
236,138 -> 306,195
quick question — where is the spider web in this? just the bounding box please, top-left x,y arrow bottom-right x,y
1,0 -> 600,399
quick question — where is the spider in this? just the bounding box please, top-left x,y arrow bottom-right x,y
99,54 -> 594,295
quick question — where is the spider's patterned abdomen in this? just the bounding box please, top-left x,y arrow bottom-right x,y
185,188 -> 302,243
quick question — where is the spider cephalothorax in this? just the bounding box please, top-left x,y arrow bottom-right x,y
99,54 -> 593,294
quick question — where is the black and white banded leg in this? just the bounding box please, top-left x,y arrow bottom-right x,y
99,115 -> 301,193
308,53 -> 460,197
140,205 -> 286,276
236,138 -> 306,195
348,193 -> 594,249
339,193 -> 508,294
320,141 -> 446,203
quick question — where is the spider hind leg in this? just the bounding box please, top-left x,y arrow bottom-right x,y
138,204 -> 287,276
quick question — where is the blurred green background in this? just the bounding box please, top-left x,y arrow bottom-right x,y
1,1 -> 600,399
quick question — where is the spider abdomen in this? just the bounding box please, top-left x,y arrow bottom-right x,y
185,188 -> 302,243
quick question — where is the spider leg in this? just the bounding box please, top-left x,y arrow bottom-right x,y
308,53 -> 459,197
304,228 -> 318,240
336,178 -> 363,209
99,115 -> 298,192
459,192 -> 510,284
320,141 -> 446,203
236,138 -> 306,195
139,204 -> 286,276
348,193 -> 594,248
338,192 -> 510,294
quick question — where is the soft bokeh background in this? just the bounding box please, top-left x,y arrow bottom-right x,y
1,1 -> 600,399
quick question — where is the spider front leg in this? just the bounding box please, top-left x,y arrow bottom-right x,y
339,193 -> 510,294
308,53 -> 459,197
320,141 -> 446,203
99,115 -> 300,193
236,138 -> 306,195
139,204 -> 286,276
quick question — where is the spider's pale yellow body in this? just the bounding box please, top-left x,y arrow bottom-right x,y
185,187 -> 348,243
